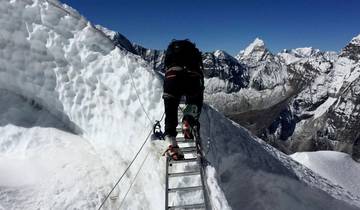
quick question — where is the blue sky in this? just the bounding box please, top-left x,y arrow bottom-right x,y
61,0 -> 360,55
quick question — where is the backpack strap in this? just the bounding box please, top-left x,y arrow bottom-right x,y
167,66 -> 184,72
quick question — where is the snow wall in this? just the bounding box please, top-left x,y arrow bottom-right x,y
0,0 -> 165,209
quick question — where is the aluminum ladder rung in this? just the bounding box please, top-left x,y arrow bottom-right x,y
168,185 -> 203,193
169,157 -> 198,164
168,170 -> 201,178
182,150 -> 197,154
168,203 -> 206,209
166,106 -> 208,210
180,146 -> 196,151
176,137 -> 195,143
182,150 -> 197,155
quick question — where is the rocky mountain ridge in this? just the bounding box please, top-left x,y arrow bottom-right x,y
97,25 -> 360,159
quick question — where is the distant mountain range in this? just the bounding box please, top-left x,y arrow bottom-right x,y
96,25 -> 360,160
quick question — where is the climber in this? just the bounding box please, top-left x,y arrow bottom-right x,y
162,39 -> 204,160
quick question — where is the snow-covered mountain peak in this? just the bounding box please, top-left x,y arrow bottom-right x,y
292,47 -> 320,57
95,25 -> 116,38
95,25 -> 137,54
236,37 -> 272,65
234,38 -> 287,90
213,49 -> 226,57
278,47 -> 322,65
350,33 -> 360,45
243,37 -> 266,56
213,49 -> 237,61
340,33 -> 360,61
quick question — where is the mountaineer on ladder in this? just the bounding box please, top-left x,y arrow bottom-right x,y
162,39 -> 205,160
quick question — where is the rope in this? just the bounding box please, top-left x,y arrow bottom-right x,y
48,0 -> 158,125
159,111 -> 165,122
46,0 -> 119,49
126,58 -> 153,124
118,150 -> 151,209
97,128 -> 152,210
45,1 -> 168,208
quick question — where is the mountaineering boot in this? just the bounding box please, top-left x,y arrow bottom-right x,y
164,145 -> 184,160
182,104 -> 200,140
182,119 -> 194,139
162,135 -> 184,160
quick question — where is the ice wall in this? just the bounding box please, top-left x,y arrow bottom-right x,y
0,1 -> 164,208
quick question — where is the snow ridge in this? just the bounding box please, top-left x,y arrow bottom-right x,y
351,34 -> 360,45
243,38 -> 265,56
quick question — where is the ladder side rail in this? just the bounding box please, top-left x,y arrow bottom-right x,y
195,128 -> 211,210
165,157 -> 169,210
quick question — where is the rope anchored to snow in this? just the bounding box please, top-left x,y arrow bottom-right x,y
97,129 -> 152,210
153,120 -> 165,140
97,112 -> 165,210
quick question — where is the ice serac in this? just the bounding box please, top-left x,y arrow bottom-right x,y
0,0 -> 164,209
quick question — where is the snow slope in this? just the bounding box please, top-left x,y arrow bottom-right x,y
201,105 -> 360,210
0,0 -> 360,210
291,151 -> 360,198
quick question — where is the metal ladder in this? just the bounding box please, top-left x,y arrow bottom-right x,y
164,106 -> 208,210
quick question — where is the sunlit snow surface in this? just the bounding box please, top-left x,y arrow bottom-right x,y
0,0 -> 360,210
200,106 -> 360,210
291,151 -> 360,198
0,0 -> 164,209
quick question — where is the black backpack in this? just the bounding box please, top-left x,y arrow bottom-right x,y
164,39 -> 203,73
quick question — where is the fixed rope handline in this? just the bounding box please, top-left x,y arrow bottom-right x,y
158,111 -> 165,122
46,0 -> 116,47
48,0 -> 163,126
46,0 -> 176,208
126,58 -> 153,124
97,111 -> 164,210
118,150 -> 151,209
97,128 -> 152,210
